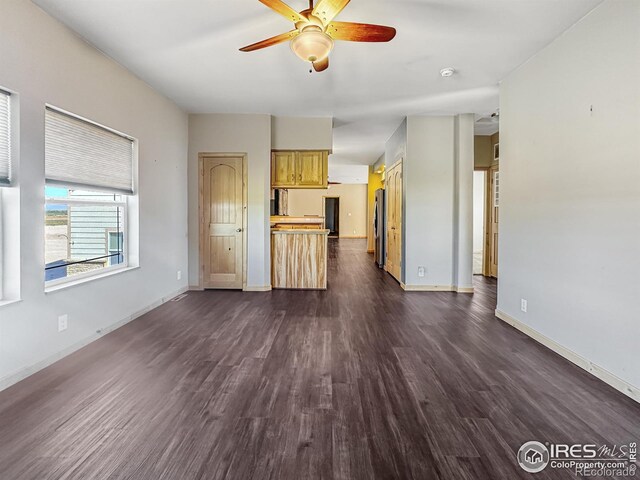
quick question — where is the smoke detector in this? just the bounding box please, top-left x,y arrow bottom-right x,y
440,67 -> 456,77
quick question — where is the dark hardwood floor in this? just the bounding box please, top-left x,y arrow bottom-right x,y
0,239 -> 638,479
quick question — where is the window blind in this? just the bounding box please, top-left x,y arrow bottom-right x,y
45,107 -> 134,194
0,91 -> 10,185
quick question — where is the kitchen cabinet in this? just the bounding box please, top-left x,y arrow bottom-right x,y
271,229 -> 328,289
271,151 -> 298,187
271,150 -> 328,189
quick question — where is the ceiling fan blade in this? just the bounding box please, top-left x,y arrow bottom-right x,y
240,30 -> 299,52
326,22 -> 396,42
313,57 -> 329,72
258,0 -> 307,23
312,0 -> 350,25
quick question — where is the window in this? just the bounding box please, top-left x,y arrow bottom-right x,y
0,90 -> 10,185
44,107 -> 135,287
45,188 -> 127,283
0,89 -> 10,301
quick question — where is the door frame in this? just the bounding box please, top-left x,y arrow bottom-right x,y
474,167 -> 491,277
385,157 -> 403,281
322,195 -> 340,236
487,163 -> 499,278
198,152 -> 248,290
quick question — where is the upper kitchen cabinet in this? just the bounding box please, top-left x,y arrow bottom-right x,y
297,151 -> 327,187
272,151 -> 298,187
271,150 -> 328,189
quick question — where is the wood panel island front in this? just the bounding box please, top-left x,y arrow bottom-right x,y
271,228 -> 329,290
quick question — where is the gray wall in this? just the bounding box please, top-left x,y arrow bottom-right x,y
0,0 -> 189,388
188,114 -> 272,289
187,114 -> 334,289
498,0 -> 640,390
382,116 -> 474,290
405,117 -> 456,288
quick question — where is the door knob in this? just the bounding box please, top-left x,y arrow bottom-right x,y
236,228 -> 242,232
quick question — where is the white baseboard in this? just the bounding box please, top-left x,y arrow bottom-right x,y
189,285 -> 272,292
0,286 -> 188,392
402,284 -> 454,292
455,286 -> 474,293
244,285 -> 272,292
495,309 -> 639,403
401,284 -> 474,293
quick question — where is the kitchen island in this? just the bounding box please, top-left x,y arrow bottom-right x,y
271,228 -> 329,290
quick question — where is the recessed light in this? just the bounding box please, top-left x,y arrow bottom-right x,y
440,67 -> 456,77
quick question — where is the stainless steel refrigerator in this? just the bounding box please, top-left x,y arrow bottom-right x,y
374,189 -> 385,268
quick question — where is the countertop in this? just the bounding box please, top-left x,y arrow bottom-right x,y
270,216 -> 324,224
271,228 -> 330,234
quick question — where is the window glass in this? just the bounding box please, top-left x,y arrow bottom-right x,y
45,187 -> 126,283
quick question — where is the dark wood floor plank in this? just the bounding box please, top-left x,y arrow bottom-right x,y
0,238 -> 638,480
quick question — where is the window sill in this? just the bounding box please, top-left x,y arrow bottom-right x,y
45,265 -> 139,294
0,298 -> 22,309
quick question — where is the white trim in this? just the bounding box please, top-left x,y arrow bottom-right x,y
495,309 -> 639,404
0,298 -> 21,309
45,265 -> 138,293
46,196 -> 127,206
0,286 -> 188,392
401,284 -> 474,293
455,286 -> 474,293
244,285 -> 272,292
402,284 -> 454,292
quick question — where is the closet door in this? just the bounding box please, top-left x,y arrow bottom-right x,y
386,161 -> 402,282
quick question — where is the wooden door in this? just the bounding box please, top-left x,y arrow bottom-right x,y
297,151 -> 326,187
488,165 -> 499,277
386,161 -> 402,282
272,151 -> 297,187
202,156 -> 244,289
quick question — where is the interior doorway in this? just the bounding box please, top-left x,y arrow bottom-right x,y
473,170 -> 487,275
324,197 -> 340,237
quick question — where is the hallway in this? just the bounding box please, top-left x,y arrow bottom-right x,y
0,239 -> 637,479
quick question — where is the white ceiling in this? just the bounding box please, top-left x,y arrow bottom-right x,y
329,164 -> 369,184
34,0 -> 600,170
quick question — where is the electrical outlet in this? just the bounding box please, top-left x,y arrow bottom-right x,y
177,270 -> 182,281
521,299 -> 528,313
58,314 -> 68,332
418,266 -> 425,278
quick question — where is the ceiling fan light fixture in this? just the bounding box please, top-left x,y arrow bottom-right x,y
290,26 -> 334,63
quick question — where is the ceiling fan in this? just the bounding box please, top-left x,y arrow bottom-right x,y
240,0 -> 396,72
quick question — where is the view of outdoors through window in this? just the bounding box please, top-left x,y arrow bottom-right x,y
45,186 -> 126,282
